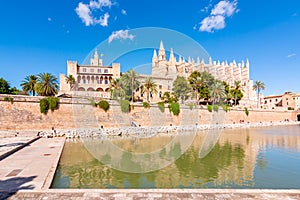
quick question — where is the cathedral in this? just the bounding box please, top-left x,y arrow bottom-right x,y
147,41 -> 257,106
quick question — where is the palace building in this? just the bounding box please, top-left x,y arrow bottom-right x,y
59,50 -> 120,98
60,41 -> 258,107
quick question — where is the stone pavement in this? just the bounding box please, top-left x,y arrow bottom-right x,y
2,189 -> 300,200
0,137 -> 65,194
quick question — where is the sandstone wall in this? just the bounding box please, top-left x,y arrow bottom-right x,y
0,95 -> 298,131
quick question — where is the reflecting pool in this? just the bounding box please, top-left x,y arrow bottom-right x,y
51,125 -> 300,189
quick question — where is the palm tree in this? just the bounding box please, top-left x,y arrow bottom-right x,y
109,78 -> 125,100
253,80 -> 266,108
141,76 -> 158,102
35,73 -> 59,96
230,81 -> 243,106
20,75 -> 37,96
210,81 -> 226,104
65,75 -> 76,91
121,69 -> 140,102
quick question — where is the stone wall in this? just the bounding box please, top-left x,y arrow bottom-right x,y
0,95 -> 298,131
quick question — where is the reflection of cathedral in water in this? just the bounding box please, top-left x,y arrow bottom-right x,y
54,127 -> 300,189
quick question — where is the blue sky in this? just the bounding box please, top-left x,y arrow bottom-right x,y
0,0 -> 299,95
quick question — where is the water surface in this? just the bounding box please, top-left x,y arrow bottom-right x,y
51,125 -> 300,189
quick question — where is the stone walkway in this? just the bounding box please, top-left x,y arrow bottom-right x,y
0,137 -> 65,194
2,189 -> 300,200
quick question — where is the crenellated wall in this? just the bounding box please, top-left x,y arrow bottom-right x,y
0,95 -> 297,131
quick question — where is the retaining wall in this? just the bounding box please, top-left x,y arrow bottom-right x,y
0,95 -> 298,131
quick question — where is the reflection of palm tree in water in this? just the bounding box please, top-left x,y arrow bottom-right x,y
198,110 -> 226,159
257,151 -> 268,170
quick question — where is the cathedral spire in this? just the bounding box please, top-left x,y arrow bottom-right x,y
209,56 -> 212,65
159,40 -> 165,51
94,49 -> 99,59
158,40 -> 166,61
246,59 -> 250,68
152,49 -> 158,61
169,48 -> 176,65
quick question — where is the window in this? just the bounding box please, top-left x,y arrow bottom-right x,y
83,80 -> 86,84
98,69 -> 101,73
104,69 -> 108,73
265,100 -> 267,104
105,80 -> 108,84
270,99 -> 272,102
275,99 -> 278,102
90,69 -> 94,73
141,93 -> 143,97
82,68 -> 86,72
97,80 -> 100,84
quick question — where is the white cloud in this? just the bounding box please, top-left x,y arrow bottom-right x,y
97,13 -> 109,27
287,53 -> 296,58
75,0 -> 112,26
200,15 -> 225,32
76,2 -> 93,26
47,17 -> 52,22
211,0 -> 238,17
89,0 -> 112,9
199,0 -> 238,32
121,9 -> 127,15
108,30 -> 135,43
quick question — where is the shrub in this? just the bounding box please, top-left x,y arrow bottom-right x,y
98,100 -> 110,112
288,107 -> 294,111
213,105 -> 219,112
207,105 -> 212,112
143,102 -> 150,109
222,104 -> 230,112
244,107 -> 249,116
40,98 -> 49,114
130,104 -> 134,111
120,100 -> 130,113
4,96 -> 14,104
170,102 -> 180,116
186,103 -> 195,110
48,97 -> 59,112
90,100 -> 98,107
157,102 -> 165,113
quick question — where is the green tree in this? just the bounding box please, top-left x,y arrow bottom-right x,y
141,76 -> 158,102
35,73 -> 59,96
253,80 -> 266,109
188,71 -> 214,104
65,74 -> 76,91
109,78 -> 126,100
20,75 -> 37,96
161,91 -> 178,104
121,69 -> 140,102
172,76 -> 191,103
210,80 -> 226,104
0,77 -> 11,94
230,81 -> 243,106
9,87 -> 21,95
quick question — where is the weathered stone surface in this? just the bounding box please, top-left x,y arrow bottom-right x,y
0,95 -> 298,131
